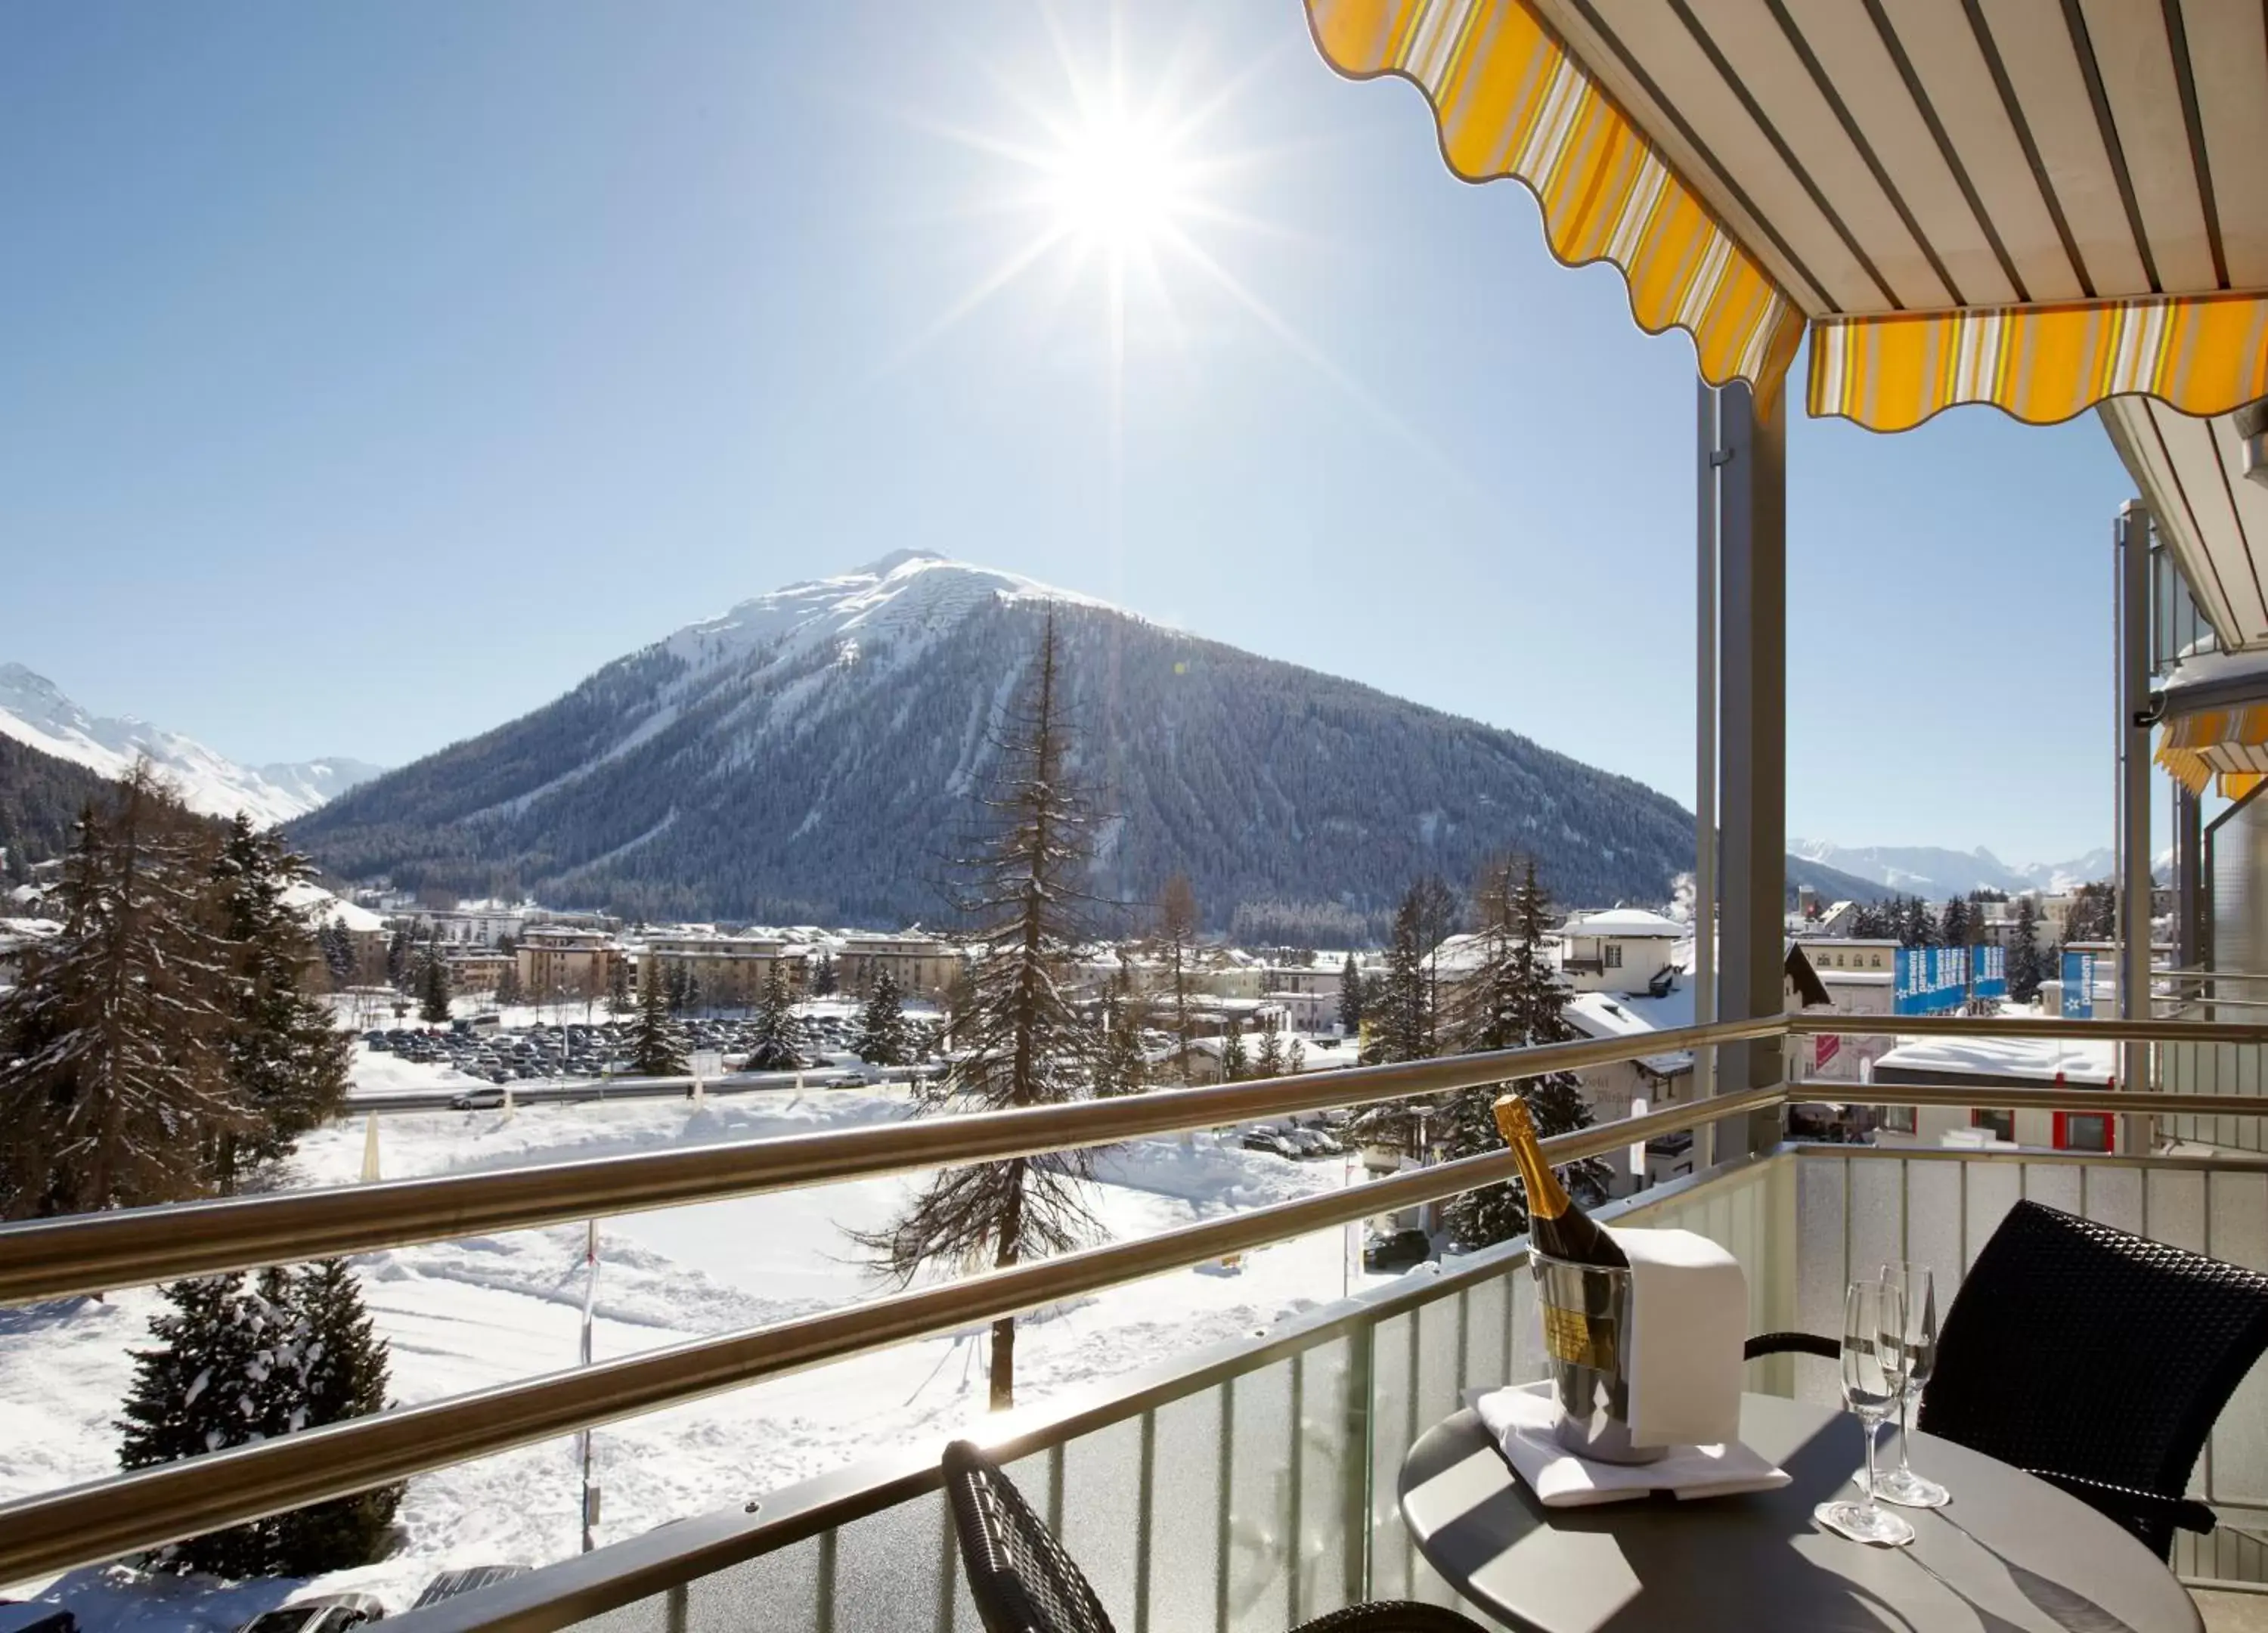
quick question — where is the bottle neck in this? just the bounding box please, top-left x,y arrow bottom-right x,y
1495,1095 -> 1574,1219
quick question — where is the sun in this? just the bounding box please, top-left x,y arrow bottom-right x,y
1043,108 -> 1189,254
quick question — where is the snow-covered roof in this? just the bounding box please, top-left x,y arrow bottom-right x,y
1565,990 -> 1695,1077
282,882 -> 385,934
1561,908 -> 1685,939
1874,1035 -> 2116,1085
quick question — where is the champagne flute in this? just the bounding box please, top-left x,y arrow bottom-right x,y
1814,1278 -> 1916,1546
1875,1261 -> 1949,1508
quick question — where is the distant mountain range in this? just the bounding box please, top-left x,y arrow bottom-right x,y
292,553 -> 1880,935
0,664 -> 383,827
1789,838 -> 2117,900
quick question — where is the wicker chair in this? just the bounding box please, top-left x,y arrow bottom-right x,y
942,1440 -> 1489,1633
1745,1198 -> 2268,1559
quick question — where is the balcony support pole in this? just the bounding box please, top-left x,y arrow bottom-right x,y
1712,378 -> 1786,1158
2118,502 -> 2154,1128
2175,782 -> 2202,976
1694,378 -> 1721,1115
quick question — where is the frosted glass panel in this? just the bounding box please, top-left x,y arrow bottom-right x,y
1224,1360 -> 1297,1632
1294,1338 -> 1359,1623
1144,1390 -> 1224,1632
1848,1156 -> 1904,1278
832,1490 -> 953,1631
1058,1415 -> 1143,1622
2084,1164 -> 2144,1234
1368,1314 -> 1416,1603
1963,1162 -> 2022,1270
2021,1162 -> 2081,1216
2209,1172 -> 2268,1508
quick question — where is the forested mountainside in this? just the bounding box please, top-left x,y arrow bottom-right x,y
294,555 -> 1873,935
0,733 -> 122,882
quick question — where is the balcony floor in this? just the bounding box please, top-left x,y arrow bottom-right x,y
2201,1589 -> 2268,1632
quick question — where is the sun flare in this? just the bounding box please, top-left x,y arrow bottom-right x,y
1043,109 -> 1188,253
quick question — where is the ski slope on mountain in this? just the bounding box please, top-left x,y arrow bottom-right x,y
0,664 -> 380,826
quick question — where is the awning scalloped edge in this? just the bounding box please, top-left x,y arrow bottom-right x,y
2158,707 -> 2268,798
1304,0 -> 1805,396
1810,293 -> 2268,433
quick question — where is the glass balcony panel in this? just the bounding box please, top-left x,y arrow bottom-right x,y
1963,1160 -> 2023,1271
2208,1170 -> 2268,1510
832,1487 -> 956,1631
2022,1162 -> 2084,1216
1143,1387 -> 1226,1631
1058,1414 -> 1143,1622
1223,1358 -> 1297,1632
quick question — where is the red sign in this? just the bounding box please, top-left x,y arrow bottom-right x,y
1816,1033 -> 1842,1070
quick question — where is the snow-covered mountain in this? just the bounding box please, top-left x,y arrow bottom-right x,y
302,551 -> 1808,932
1789,838 -> 2121,900
0,663 -> 382,826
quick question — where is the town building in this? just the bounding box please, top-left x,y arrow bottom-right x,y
836,934 -> 959,1000
1553,907 -> 1684,995
516,926 -> 624,1006
638,932 -> 804,1009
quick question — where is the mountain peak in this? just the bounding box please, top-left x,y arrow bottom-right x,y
854,547 -> 947,577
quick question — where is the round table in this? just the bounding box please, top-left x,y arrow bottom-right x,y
1397,1392 -> 2202,1632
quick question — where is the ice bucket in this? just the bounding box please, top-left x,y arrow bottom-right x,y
1531,1250 -> 1665,1465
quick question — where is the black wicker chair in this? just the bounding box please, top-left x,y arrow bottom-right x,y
1745,1198 -> 2268,1559
942,1440 -> 1489,1633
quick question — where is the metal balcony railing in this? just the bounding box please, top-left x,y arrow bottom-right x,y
1,1011 -> 2263,1622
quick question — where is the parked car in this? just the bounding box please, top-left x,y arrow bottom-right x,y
234,1592 -> 386,1632
1284,1126 -> 1342,1157
448,1085 -> 507,1111
410,1565 -> 531,1609
1239,1128 -> 1301,1158
1362,1228 -> 1433,1272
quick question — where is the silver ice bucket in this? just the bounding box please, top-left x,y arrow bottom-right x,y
1532,1251 -> 1665,1465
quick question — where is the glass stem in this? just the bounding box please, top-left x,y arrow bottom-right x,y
1898,1389 -> 1916,1477
1862,1415 -> 1883,1520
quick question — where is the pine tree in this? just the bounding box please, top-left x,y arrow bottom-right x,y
632,964 -> 687,1075
418,950 -> 452,1024
1939,894 -> 1971,949
1095,968 -> 1149,1096
1410,873 -> 1458,1054
1154,872 -> 1202,1082
1366,887 -> 1434,1065
664,962 -> 689,1016
386,926 -> 413,991
854,969 -> 909,1066
1220,1016 -> 1250,1081
494,959 -> 525,1008
1440,857 -> 1610,1249
0,768 -> 240,1217
811,950 -> 838,996
269,1260 -> 402,1573
1253,1010 -> 1286,1078
2008,894 -> 2043,1002
605,955 -> 631,1018
1337,951 -> 1364,1034
857,609 -> 1106,1411
207,816 -> 352,1194
319,921 -> 356,989
743,965 -> 802,1071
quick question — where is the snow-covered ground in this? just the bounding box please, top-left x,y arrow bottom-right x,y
1,1047 -> 1390,1628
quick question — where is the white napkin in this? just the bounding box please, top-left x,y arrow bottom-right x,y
1475,1381 -> 1789,1508
1613,1225 -> 1746,1449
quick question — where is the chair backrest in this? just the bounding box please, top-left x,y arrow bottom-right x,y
943,1440 -> 1117,1633
1919,1199 -> 2268,1555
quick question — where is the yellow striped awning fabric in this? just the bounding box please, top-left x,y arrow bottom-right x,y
1303,0 -> 1805,395
2158,707 -> 2268,796
1809,293 -> 2268,433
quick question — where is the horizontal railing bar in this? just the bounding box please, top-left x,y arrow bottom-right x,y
1786,1078 -> 2268,1117
0,1016 -> 1781,1307
2160,968 -> 2268,983
0,1086 -> 1782,1587
1785,1013 -> 2268,1043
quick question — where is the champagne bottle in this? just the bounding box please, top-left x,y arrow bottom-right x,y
1494,1092 -> 1625,1268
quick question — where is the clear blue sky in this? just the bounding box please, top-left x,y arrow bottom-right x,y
0,2 -> 2139,863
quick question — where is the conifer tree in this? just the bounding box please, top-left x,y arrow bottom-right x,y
1095,968 -> 1149,1096
1940,894 -> 1972,949
1154,872 -> 1202,1081
606,955 -> 631,1018
743,964 -> 802,1071
1440,857 -> 1610,1248
632,964 -> 687,1076
857,609 -> 1106,1410
386,926 -> 413,991
207,816 -> 352,1194
1366,888 -> 1433,1064
1253,1010 -> 1287,1078
854,968 -> 909,1065
494,959 -> 524,1008
664,962 -> 689,1016
0,767 -> 239,1217
1220,1016 -> 1250,1081
1337,951 -> 1364,1034
319,921 -> 357,989
270,1259 -> 403,1573
418,950 -> 452,1024
811,950 -> 838,996
2008,896 -> 2043,1002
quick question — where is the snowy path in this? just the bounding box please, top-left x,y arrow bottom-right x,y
0,1058 -> 1394,1628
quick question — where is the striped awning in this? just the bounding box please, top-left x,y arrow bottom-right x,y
1305,0 -> 2267,433
2158,708 -> 2268,795
1303,0 -> 1805,392
1812,293 -> 2268,433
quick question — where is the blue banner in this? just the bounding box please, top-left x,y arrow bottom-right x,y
1892,945 -> 2007,1014
2062,950 -> 2096,1018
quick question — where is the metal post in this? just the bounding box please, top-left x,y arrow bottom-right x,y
2117,502 -> 2154,1130
2176,782 -> 2202,977
1714,379 -> 1787,1158
1694,380 -> 1721,1117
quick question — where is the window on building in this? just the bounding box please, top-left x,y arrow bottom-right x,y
1882,1105 -> 1917,1134
2055,1112 -> 2113,1153
1972,1108 -> 2017,1143
1603,944 -> 1623,968
1870,954 -> 1882,968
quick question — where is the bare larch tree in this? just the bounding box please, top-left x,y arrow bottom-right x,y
858,608 -> 1106,1409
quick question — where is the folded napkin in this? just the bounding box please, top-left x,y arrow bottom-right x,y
1613,1225 -> 1746,1449
1475,1381 -> 1789,1508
